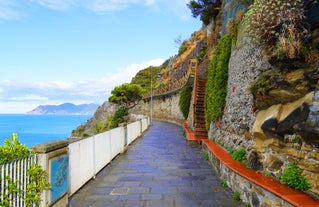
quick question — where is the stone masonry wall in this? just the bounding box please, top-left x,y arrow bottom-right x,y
203,144 -> 294,207
130,92 -> 184,121
210,16 -> 319,196
209,22 -> 271,151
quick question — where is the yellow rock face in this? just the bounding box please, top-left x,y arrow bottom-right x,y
253,104 -> 281,143
252,92 -> 314,146
278,92 -> 313,123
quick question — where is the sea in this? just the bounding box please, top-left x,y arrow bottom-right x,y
0,114 -> 92,148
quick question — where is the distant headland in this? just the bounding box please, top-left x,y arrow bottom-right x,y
27,103 -> 99,115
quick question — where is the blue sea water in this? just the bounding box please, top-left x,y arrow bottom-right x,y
0,114 -> 91,148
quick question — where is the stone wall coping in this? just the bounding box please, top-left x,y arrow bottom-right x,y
202,139 -> 319,207
32,140 -> 69,154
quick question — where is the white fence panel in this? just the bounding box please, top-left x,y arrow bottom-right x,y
141,117 -> 149,132
69,117 -> 150,196
127,121 -> 141,144
93,132 -> 112,174
0,156 -> 36,207
69,137 -> 94,195
109,127 -> 123,160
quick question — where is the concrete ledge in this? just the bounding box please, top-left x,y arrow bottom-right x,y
32,140 -> 68,153
202,139 -> 319,207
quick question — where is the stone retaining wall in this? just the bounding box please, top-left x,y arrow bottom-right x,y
203,143 -> 295,206
130,91 -> 184,121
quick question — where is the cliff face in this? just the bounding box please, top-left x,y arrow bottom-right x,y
70,102 -> 119,139
210,1 -> 319,197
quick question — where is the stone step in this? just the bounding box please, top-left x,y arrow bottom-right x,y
194,134 -> 208,139
195,121 -> 206,126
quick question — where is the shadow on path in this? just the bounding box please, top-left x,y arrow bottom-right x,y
69,121 -> 245,207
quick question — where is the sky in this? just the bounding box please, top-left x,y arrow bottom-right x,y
0,0 -> 201,113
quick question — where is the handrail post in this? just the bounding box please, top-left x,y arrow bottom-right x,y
190,58 -> 199,128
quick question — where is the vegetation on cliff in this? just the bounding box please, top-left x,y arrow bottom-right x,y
204,34 -> 232,128
280,162 -> 311,191
179,85 -> 193,119
131,66 -> 163,90
107,106 -> 129,129
0,134 -> 50,207
244,0 -> 316,61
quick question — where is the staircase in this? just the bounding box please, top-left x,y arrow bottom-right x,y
194,78 -> 208,139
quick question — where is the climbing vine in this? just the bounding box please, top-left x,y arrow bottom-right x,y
179,85 -> 193,119
204,34 -> 232,129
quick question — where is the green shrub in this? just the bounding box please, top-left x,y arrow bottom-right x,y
204,34 -> 232,129
280,162 -> 311,191
202,150 -> 209,160
93,120 -> 107,134
221,180 -> 228,188
0,133 -> 32,165
232,149 -> 246,162
233,191 -> 241,201
178,40 -> 188,56
179,85 -> 193,119
108,106 -> 128,129
197,45 -> 207,62
0,134 -> 50,207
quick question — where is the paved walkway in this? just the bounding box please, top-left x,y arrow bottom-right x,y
69,121 -> 245,207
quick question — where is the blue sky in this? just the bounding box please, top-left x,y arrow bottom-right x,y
0,0 -> 201,113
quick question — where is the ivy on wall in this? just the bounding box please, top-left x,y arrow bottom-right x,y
179,85 -> 193,120
204,34 -> 232,129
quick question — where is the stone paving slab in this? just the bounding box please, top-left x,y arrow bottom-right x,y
69,121 -> 245,207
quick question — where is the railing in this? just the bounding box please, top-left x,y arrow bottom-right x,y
68,116 -> 150,195
143,59 -> 197,99
0,156 -> 36,207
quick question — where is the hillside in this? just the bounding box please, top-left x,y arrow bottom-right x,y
27,103 -> 99,115
70,0 -> 319,201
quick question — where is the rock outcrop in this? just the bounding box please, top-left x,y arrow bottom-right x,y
69,102 -> 119,139
209,4 -> 319,196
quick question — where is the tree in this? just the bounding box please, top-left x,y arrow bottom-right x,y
0,133 -> 32,165
187,0 -> 222,25
108,83 -> 146,108
107,106 -> 129,129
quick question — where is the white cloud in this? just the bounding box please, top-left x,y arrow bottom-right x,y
27,0 -> 158,13
0,0 -> 191,20
11,94 -> 49,102
0,0 -> 22,20
0,58 -> 164,113
28,0 -> 76,10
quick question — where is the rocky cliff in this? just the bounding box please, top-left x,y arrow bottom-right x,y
209,0 -> 319,198
69,102 -> 119,139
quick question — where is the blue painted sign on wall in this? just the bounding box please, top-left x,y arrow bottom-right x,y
51,155 -> 68,203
